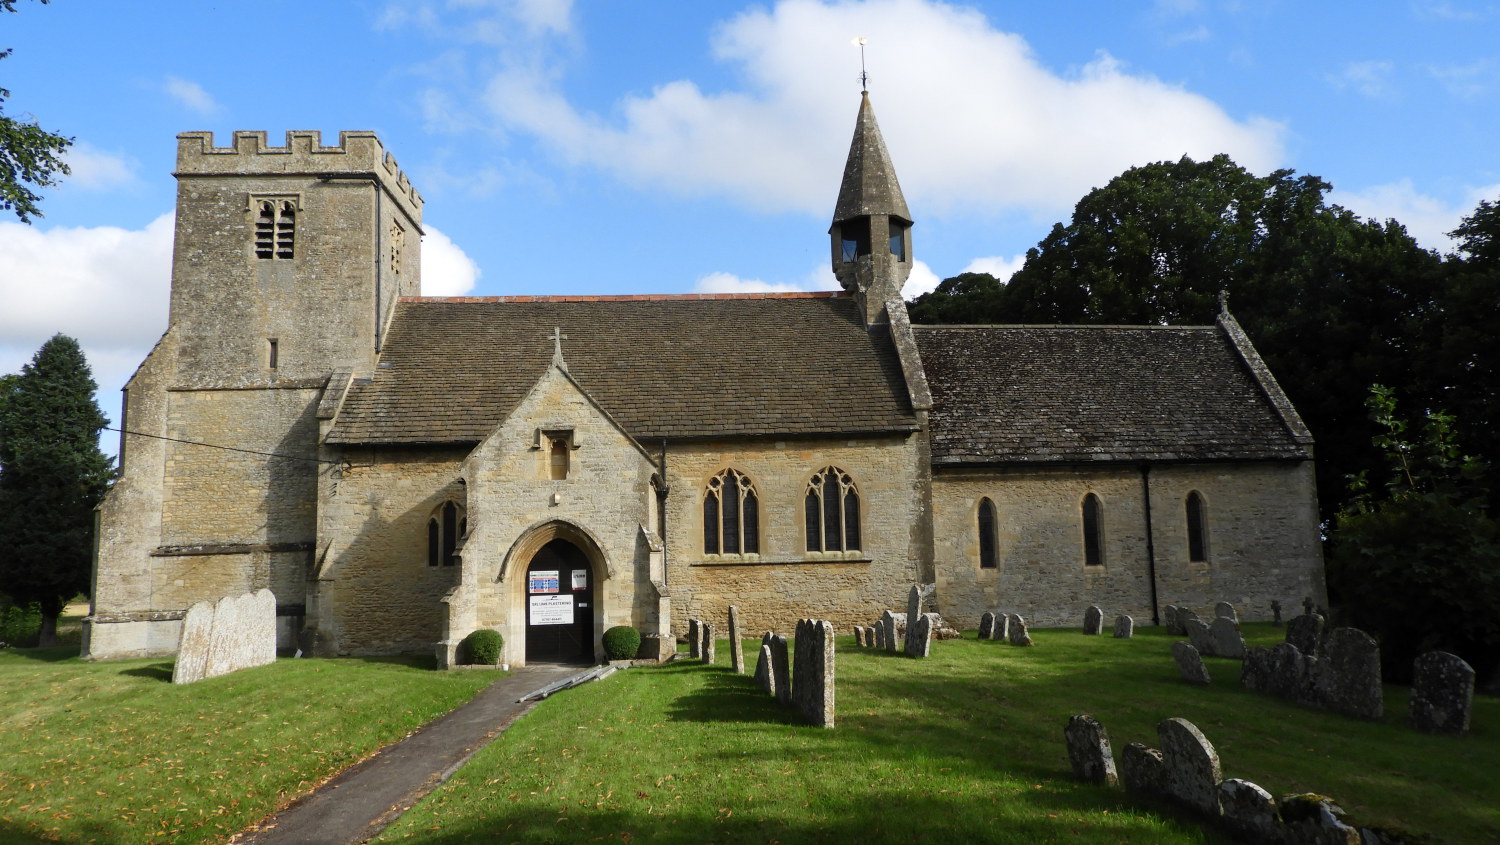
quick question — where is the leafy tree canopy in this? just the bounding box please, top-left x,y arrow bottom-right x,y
1,0 -> 71,223
0,335 -> 113,646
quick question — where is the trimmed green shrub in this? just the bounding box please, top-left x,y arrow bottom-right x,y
459,629 -> 504,665
603,625 -> 641,660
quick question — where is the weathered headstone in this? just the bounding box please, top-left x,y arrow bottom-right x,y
1083,605 -> 1104,636
1172,642 -> 1210,685
1158,717 -> 1222,816
756,642 -> 774,693
248,588 -> 276,668
1120,742 -> 1166,796
1270,599 -> 1283,626
854,625 -> 866,647
771,634 -> 791,706
728,606 -> 745,673
1218,779 -> 1280,842
1242,642 -> 1319,704
1112,615 -> 1134,639
1164,605 -> 1182,635
1410,651 -> 1474,735
1279,793 -> 1361,843
1208,616 -> 1245,660
183,589 -> 277,683
792,619 -> 835,728
1064,714 -> 1117,786
903,585 -> 922,653
1316,627 -> 1382,720
1285,612 -> 1324,656
1008,614 -> 1033,646
1177,607 -> 1201,630
700,621 -> 717,665
991,612 -> 1009,642
688,619 -> 701,659
1213,601 -> 1238,623
1303,596 -> 1316,616
906,613 -> 934,658
884,610 -> 906,654
1184,617 -> 1216,657
172,600 -> 217,684
978,611 -> 995,640
203,593 -> 247,679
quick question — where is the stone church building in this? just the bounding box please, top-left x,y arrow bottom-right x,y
85,93 -> 1325,666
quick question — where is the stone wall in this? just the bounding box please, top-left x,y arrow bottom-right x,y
663,433 -> 929,638
932,461 -> 1325,628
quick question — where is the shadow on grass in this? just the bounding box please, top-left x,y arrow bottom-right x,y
118,661 -> 175,681
0,644 -> 82,663
664,665 -> 801,726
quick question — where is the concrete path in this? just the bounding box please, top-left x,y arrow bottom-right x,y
235,664 -> 583,845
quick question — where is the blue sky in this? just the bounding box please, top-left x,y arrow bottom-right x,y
2,0 -> 1498,442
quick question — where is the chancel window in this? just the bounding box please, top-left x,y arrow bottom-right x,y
427,501 -> 466,567
1082,493 -> 1104,567
805,466 -> 860,553
978,497 -> 998,569
253,198 -> 297,259
1186,491 -> 1209,563
704,469 -> 759,555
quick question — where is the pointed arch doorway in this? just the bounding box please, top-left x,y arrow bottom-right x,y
524,538 -> 596,664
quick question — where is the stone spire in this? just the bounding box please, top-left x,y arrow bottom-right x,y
829,91 -> 912,325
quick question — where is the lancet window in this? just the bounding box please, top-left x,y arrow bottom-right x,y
1082,492 -> 1104,567
427,501 -> 466,567
1186,491 -> 1209,563
978,497 -> 998,569
703,469 -> 759,555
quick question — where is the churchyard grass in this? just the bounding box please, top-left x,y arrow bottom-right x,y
0,649 -> 504,844
380,623 -> 1499,844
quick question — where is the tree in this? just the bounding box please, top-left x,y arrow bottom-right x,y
0,335 -> 113,646
909,155 -> 1448,521
1,0 -> 71,223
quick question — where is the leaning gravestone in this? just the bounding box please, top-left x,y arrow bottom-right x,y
978,611 -> 996,640
248,589 -> 276,668
1064,714 -> 1117,786
1316,627 -> 1382,720
728,606 -> 745,673
1184,618 -> 1216,657
1163,605 -> 1182,635
1410,651 -> 1474,735
907,613 -> 934,658
903,585 -> 923,653
854,625 -> 866,647
203,593 -> 248,679
1120,742 -> 1167,796
1113,615 -> 1134,639
701,621 -> 716,665
1213,601 -> 1238,623
1285,612 -> 1324,656
184,588 -> 277,684
792,619 -> 835,727
874,621 -> 887,650
1173,642 -> 1210,685
1083,605 -> 1104,635
754,636 -> 773,693
1208,616 -> 1245,660
771,634 -> 791,706
1008,614 -> 1033,646
1218,779 -> 1280,843
882,610 -> 905,654
1158,717 -> 1222,816
688,619 -> 701,659
172,600 -> 217,684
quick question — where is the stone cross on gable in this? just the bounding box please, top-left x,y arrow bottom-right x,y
549,327 -> 568,369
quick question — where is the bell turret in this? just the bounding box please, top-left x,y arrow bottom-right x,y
829,91 -> 912,325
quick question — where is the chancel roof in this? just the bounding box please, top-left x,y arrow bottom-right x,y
913,323 -> 1313,466
326,293 -> 920,445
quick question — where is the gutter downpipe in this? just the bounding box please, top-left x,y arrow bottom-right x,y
1141,463 -> 1161,626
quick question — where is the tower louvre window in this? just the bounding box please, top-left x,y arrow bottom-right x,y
805,466 -> 860,553
252,197 -> 298,260
704,468 -> 759,556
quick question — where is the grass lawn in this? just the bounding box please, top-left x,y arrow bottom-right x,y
0,648 -> 504,844
379,624 -> 1499,845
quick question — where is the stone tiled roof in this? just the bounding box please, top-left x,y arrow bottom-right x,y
326,293 -> 920,445
913,323 -> 1313,465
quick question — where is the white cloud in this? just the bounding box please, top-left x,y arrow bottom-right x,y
1327,60 -> 1397,99
420,226 -> 482,295
900,260 -> 943,298
0,214 -> 175,433
1428,59 -> 1495,99
693,272 -> 810,294
961,254 -> 1027,283
61,142 -> 137,190
1329,179 -> 1500,253
164,75 -> 222,115
474,0 -> 1285,220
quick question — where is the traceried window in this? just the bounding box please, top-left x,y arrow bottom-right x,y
805,466 -> 860,553
978,497 -> 998,569
703,469 -> 759,555
1186,491 -> 1209,563
253,198 -> 297,259
427,501 -> 466,567
1081,492 -> 1104,567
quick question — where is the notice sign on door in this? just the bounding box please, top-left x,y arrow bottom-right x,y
529,594 -> 574,625
528,570 -> 560,594
571,570 -> 587,590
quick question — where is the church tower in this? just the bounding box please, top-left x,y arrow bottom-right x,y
830,91 -> 913,325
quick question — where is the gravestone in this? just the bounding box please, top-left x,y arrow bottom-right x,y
1316,627 -> 1382,720
1208,616 -> 1245,659
248,588 -> 276,668
1177,607 -> 1201,637
1184,617 -> 1216,657
1242,642 -> 1319,704
701,621 -> 716,665
203,593 -> 248,679
1112,615 -> 1134,639
1218,779 -> 1280,843
866,626 -> 878,648
854,625 -> 866,647
904,585 -> 922,653
771,634 -> 791,706
1083,605 -> 1104,636
728,606 -> 745,673
978,611 -> 995,640
1410,651 -> 1474,735
882,610 -> 905,654
1279,793 -> 1361,843
183,588 -> 277,683
1270,599 -> 1283,626
1120,742 -> 1166,796
756,642 -> 774,694
1158,717 -> 1221,816
1285,612 -> 1324,657
991,612 -> 1009,642
1064,714 -> 1117,786
688,619 -> 701,659
1303,596 -> 1316,616
172,600 -> 216,685
1164,605 -> 1182,635
1172,642 -> 1210,685
1008,614 -> 1033,646
792,619 -> 835,728
907,613 -> 934,658
1213,601 -> 1238,623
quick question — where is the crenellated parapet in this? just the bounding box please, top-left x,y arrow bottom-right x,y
174,130 -> 423,221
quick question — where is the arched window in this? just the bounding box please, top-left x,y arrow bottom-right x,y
1081,493 -> 1104,567
427,501 -> 465,567
704,469 -> 759,555
1186,491 -> 1209,563
549,436 -> 569,480
978,497 -> 998,569
805,466 -> 860,553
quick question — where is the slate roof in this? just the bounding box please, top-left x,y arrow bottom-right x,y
326,293 -> 920,445
913,323 -> 1313,465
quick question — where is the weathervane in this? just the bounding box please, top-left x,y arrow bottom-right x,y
851,36 -> 869,91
